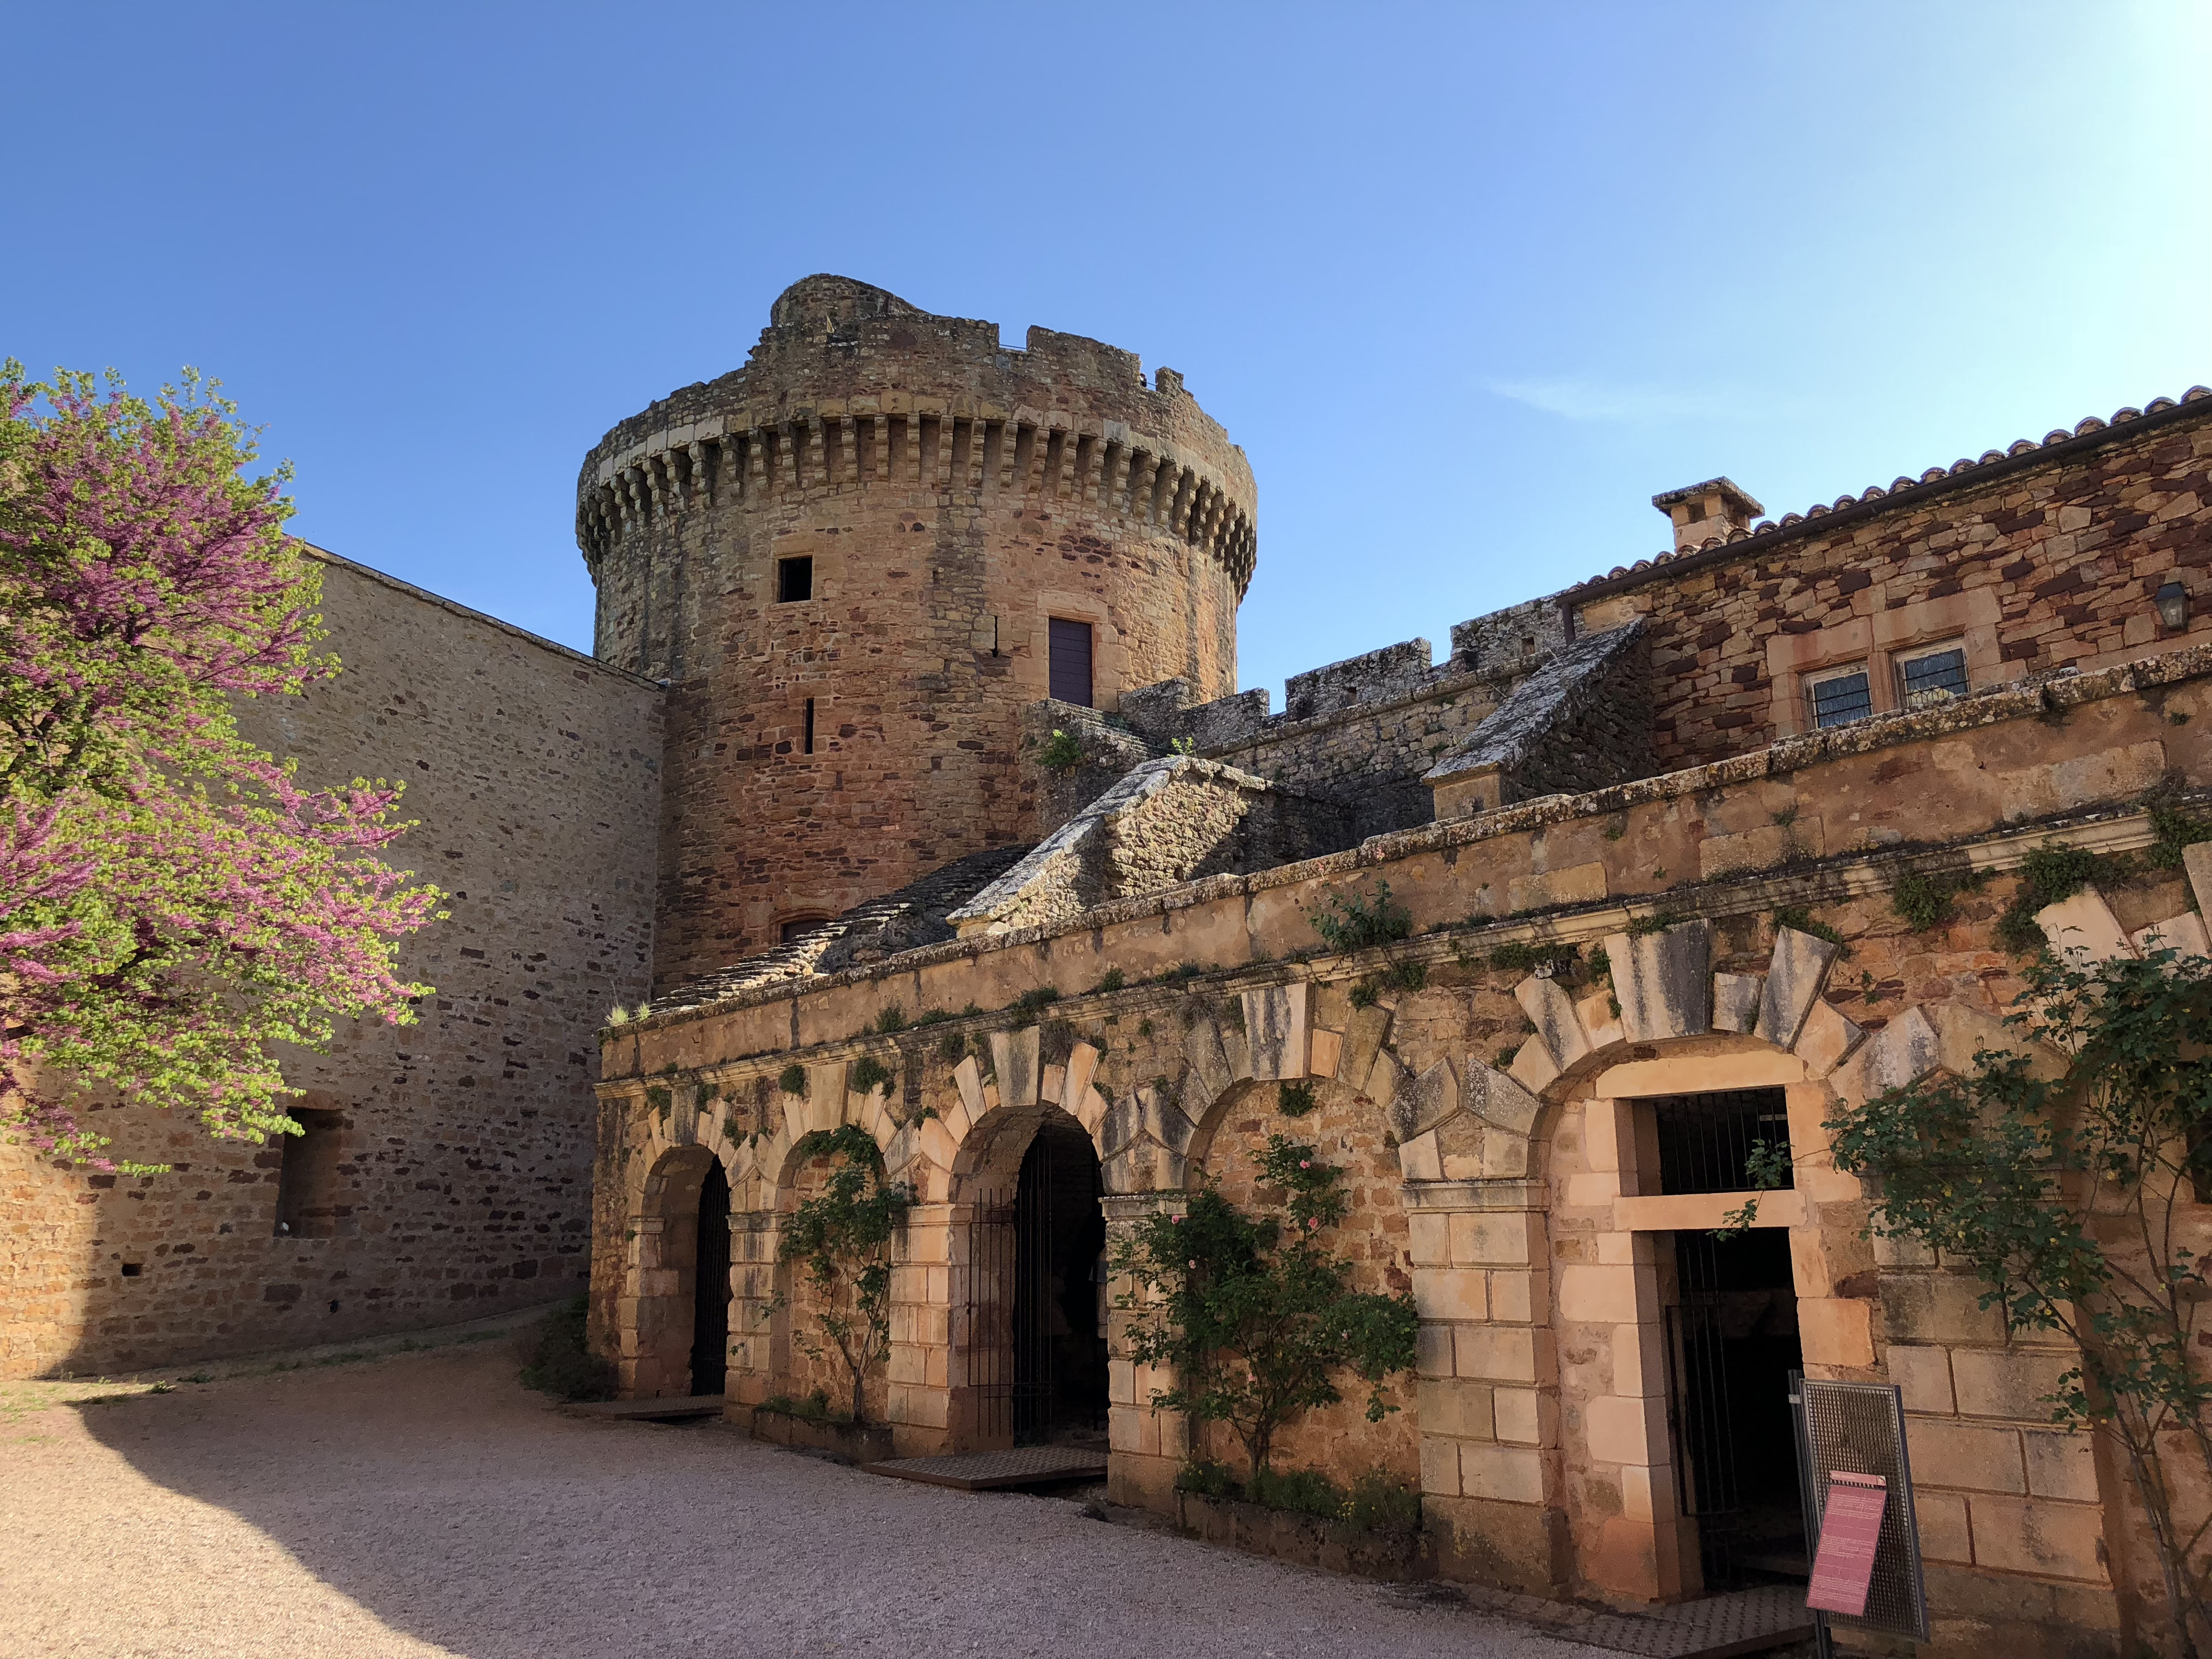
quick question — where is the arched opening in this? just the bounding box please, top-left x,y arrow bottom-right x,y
1010,1117 -> 1108,1442
954,1107 -> 1108,1448
629,1146 -> 722,1400
689,1157 -> 731,1397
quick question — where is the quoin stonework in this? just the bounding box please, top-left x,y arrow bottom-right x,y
5,272 -> 2212,1657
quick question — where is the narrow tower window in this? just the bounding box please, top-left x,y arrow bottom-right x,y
803,697 -> 815,755
274,1109 -> 343,1238
777,556 -> 813,603
1048,617 -> 1094,707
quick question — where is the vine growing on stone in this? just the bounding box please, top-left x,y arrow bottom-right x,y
1827,946 -> 2212,1657
1113,1133 -> 1417,1479
774,1123 -> 911,1425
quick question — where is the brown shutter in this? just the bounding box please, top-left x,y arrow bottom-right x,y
1048,618 -> 1093,707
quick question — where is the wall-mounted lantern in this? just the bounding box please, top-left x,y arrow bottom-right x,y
2156,580 -> 2190,632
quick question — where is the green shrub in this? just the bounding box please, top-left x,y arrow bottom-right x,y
1891,868 -> 1987,932
1248,1465 -> 1345,1519
1305,882 -> 1413,955
1113,1134 -> 1418,1480
1277,1080 -> 1318,1118
1091,968 -> 1126,994
910,1008 -> 954,1027
1348,981 -> 1380,1010
936,1029 -> 967,1065
1995,842 -> 2117,953
1039,728 -> 1083,772
1626,909 -> 1686,938
872,1005 -> 907,1035
1176,1457 -> 1238,1499
1007,986 -> 1062,1025
778,1063 -> 808,1096
1342,1466 -> 1423,1533
848,1054 -> 895,1097
519,1295 -> 616,1402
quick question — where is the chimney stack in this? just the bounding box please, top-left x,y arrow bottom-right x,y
1652,477 -> 1762,554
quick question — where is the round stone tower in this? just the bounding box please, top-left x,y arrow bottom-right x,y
576,275 -> 1256,989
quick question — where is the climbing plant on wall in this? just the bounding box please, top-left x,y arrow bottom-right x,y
1113,1133 -> 1418,1480
0,365 -> 441,1168
1827,946 -> 2212,1659
775,1123 -> 912,1424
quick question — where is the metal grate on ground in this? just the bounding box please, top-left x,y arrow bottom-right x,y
1385,1582 -> 1811,1659
866,1446 -> 1108,1491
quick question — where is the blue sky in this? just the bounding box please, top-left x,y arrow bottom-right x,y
8,3 -> 2207,701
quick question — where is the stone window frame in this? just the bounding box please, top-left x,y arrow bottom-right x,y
1020,590 -> 1126,711
1562,1046 -> 1860,1603
1765,587 -> 2004,738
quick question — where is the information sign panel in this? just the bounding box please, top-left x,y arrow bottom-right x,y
1790,1373 -> 1930,1645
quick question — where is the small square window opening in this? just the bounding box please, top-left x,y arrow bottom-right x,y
776,556 -> 813,603
1806,664 -> 1871,729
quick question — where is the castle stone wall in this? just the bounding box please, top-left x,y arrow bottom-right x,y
1572,398 -> 2212,771
0,554 -> 661,1377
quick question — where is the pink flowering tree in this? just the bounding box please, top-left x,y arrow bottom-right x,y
0,363 -> 441,1168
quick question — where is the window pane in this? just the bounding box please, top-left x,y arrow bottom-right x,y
1901,648 -> 1968,701
1650,1088 -> 1794,1194
1809,670 -> 1870,728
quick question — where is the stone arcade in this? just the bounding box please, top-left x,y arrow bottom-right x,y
7,274 -> 2212,1656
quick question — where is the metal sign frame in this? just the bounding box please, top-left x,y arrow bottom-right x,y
1790,1372 -> 1932,1651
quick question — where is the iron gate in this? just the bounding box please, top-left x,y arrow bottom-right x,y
1666,1228 -> 1750,1587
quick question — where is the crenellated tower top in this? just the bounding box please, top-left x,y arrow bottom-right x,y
576,275 -> 1256,598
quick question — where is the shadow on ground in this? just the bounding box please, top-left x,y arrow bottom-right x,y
12,1342 -> 1618,1659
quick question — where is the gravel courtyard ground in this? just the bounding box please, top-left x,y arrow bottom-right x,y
0,1334 -> 1624,1659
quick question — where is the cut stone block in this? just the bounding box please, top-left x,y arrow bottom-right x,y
1931,1001 -> 2062,1081
1061,1041 -> 1100,1108
1335,1004 -> 1393,1086
1712,972 -> 1764,1034
1832,1004 -> 1940,1105
1515,975 -> 1590,1072
989,1026 -> 1042,1108
1389,1057 -> 1461,1142
1309,1027 -> 1343,1079
1608,920 -> 1713,1043
1364,1046 -> 1411,1112
2131,911 -> 2211,959
1507,1037 -> 1561,1098
1574,988 -> 1623,1051
1242,982 -> 1310,1080
1793,1000 -> 1865,1079
2186,842 -> 2212,922
1464,1061 -> 1543,1140
2034,888 -> 2136,969
953,1055 -> 988,1124
1183,1018 -> 1234,1101
1399,1128 -> 1443,1181
1754,926 -> 1840,1050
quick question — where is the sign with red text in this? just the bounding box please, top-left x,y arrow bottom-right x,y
1807,1470 -> 1888,1616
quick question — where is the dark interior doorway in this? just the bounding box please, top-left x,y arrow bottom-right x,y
1011,1118 -> 1108,1442
1666,1228 -> 1807,1590
690,1159 -> 731,1397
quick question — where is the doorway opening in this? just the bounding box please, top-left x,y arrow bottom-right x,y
1664,1227 -> 1807,1590
690,1158 -> 731,1396
965,1115 -> 1108,1446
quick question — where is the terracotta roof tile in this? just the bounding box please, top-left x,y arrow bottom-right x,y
1569,386 -> 2212,592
